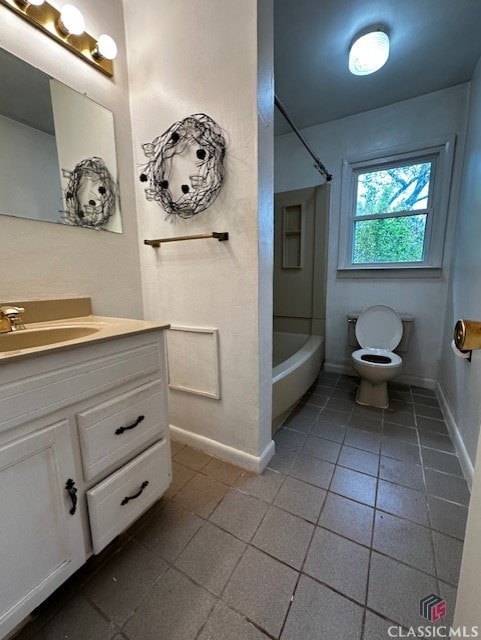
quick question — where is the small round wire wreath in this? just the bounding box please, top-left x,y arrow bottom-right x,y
139,113 -> 225,220
63,157 -> 117,230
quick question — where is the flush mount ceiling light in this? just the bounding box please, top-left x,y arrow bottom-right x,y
0,0 -> 114,76
349,29 -> 390,76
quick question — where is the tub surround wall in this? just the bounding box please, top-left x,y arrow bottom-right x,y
124,0 -> 274,471
439,58 -> 481,474
273,185 -> 328,337
275,84 -> 469,388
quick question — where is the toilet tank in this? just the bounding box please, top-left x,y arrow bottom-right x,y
347,312 -> 414,353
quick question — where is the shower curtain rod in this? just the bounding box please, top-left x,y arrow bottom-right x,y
274,94 -> 332,182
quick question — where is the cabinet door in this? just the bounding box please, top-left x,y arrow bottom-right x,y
0,421 -> 85,639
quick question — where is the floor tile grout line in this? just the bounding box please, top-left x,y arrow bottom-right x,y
364,405 -> 385,617
361,406 -> 383,639
416,409 -> 444,595
277,415 -> 344,640
363,605 -> 411,634
213,464 -> 290,625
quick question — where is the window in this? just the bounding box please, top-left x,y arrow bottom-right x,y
338,137 -> 455,272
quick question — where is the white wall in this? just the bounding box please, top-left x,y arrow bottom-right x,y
439,60 -> 481,469
0,0 -> 143,317
0,114 -> 61,223
124,0 -> 274,469
275,85 -> 469,386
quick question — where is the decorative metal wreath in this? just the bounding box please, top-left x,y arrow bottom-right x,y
62,157 -> 117,230
139,113 -> 225,220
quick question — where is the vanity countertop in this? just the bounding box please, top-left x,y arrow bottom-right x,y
0,315 -> 170,363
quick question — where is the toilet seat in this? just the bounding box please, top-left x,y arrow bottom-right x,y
352,348 -> 402,368
355,305 -> 403,351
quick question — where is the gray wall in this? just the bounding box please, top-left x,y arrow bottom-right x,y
439,59 -> 481,471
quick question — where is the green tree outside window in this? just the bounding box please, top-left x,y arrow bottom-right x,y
353,162 -> 432,264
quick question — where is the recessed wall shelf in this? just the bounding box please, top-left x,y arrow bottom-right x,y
282,204 -> 304,269
0,0 -> 114,77
144,232 -> 229,248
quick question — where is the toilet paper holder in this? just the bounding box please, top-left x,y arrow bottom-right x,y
453,319 -> 481,361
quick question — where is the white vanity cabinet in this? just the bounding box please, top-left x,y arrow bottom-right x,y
0,329 -> 171,640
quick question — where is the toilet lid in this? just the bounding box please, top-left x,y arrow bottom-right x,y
355,305 -> 403,350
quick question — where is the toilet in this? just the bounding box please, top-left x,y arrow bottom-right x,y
350,305 -> 404,409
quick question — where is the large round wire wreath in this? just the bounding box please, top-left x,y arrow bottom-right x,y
139,113 -> 225,220
62,157 -> 117,230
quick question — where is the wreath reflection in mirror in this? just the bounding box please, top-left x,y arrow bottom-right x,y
62,157 -> 117,230
139,113 -> 225,220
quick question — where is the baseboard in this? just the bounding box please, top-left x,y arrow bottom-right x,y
323,361 -> 353,375
323,360 -> 437,389
169,424 -> 275,474
436,382 -> 474,489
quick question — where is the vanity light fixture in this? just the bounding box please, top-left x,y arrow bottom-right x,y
92,34 -> 118,61
0,0 -> 114,76
349,28 -> 390,76
15,0 -> 45,6
57,4 -> 85,36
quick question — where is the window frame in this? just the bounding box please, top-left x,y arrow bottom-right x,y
338,136 -> 455,273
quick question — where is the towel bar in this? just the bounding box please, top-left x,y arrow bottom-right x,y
144,232 -> 229,248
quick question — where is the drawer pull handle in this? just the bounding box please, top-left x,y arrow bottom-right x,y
65,478 -> 78,515
115,415 -> 145,435
121,480 -> 149,506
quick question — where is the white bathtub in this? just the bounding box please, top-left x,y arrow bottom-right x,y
272,331 -> 324,429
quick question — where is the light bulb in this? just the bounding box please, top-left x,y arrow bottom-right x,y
58,4 -> 85,36
92,34 -> 118,61
349,30 -> 389,76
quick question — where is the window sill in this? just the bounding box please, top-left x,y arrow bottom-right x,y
337,266 -> 443,279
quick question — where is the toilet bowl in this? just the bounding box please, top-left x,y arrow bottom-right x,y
351,305 -> 403,409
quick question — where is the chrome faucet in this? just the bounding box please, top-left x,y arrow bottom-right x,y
0,306 -> 26,333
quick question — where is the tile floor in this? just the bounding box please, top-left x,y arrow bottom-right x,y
15,372 -> 470,640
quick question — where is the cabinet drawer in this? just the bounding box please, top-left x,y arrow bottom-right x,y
87,439 -> 171,554
77,381 -> 167,480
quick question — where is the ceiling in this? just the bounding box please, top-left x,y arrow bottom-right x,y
274,0 -> 481,135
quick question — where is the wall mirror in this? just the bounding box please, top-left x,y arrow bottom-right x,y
0,47 -> 122,233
